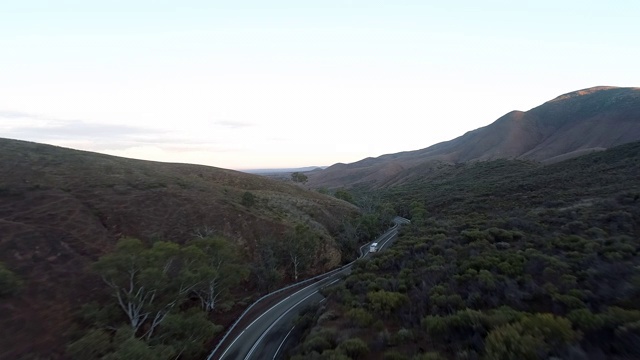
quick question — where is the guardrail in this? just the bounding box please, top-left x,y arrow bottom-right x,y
205,223 -> 401,360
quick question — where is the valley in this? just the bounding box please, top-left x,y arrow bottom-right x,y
0,86 -> 639,360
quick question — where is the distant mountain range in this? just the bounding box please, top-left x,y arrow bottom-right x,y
308,86 -> 640,189
243,166 -> 326,174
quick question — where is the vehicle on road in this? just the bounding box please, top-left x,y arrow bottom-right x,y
209,219 -> 409,360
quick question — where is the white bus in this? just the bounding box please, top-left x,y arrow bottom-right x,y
369,242 -> 379,253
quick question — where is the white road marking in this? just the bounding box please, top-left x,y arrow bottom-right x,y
219,286 -> 312,359
244,291 -> 320,360
272,326 -> 295,360
218,222 -> 403,359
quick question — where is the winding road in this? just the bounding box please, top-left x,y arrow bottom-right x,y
207,217 -> 408,360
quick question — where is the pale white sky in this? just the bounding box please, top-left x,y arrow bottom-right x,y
1,1 -> 639,170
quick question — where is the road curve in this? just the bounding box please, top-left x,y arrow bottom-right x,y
209,219 -> 405,360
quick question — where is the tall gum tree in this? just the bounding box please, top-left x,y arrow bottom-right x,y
94,238 -> 201,339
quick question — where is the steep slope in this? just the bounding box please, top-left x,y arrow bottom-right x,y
309,86 -> 640,189
0,138 -> 358,359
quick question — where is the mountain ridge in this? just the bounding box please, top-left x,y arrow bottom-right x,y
308,86 -> 640,189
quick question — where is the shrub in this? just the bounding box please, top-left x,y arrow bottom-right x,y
346,307 -> 374,327
567,309 -> 605,331
241,191 -> 256,207
303,335 -> 333,354
338,338 -> 369,359
484,323 -> 545,360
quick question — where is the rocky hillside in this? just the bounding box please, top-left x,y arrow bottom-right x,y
309,86 -> 640,189
0,138 -> 358,359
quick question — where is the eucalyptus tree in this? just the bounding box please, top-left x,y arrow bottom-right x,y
186,236 -> 248,313
94,238 -> 201,339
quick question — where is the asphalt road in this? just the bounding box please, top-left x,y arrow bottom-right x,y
210,220 -> 405,360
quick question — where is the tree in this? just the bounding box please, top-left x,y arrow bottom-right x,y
94,238 -> 200,339
291,172 -> 308,184
151,309 -> 222,359
186,237 -> 248,313
251,237 -> 283,292
335,188 -> 354,203
284,224 -> 320,281
241,191 -> 256,207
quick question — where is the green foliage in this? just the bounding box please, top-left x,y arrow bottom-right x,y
186,236 -> 248,312
303,335 -> 332,354
93,238 -> 196,336
485,313 -> 578,360
106,335 -> 173,360
337,338 -> 369,359
152,309 -> 222,358
366,290 -> 408,316
71,236 -> 234,360
289,143 -> 640,359
67,329 -> 112,360
0,262 -> 23,297
78,302 -> 123,328
346,307 -> 374,327
334,188 -> 354,203
422,315 -> 448,335
484,322 -> 546,360
567,308 -> 605,331
250,237 -> 283,292
241,191 -> 256,207
284,224 -> 322,280
519,313 -> 577,346
291,172 -> 308,184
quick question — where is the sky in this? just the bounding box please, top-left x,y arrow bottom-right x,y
1,1 -> 639,170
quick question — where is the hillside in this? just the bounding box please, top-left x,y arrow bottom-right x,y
290,141 -> 640,360
0,138 -> 358,359
308,86 -> 640,189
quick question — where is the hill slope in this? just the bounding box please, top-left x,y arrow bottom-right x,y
291,141 -> 640,360
0,138 -> 358,358
309,86 -> 640,189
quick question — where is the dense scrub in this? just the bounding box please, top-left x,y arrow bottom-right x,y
292,142 -> 640,359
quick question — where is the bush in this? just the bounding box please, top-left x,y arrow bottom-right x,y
303,335 -> 333,354
241,191 -> 256,207
346,307 -> 374,327
567,309 -> 605,331
338,338 -> 369,359
422,315 -> 448,335
366,290 -> 408,316
485,313 -> 578,360
484,322 -> 545,360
